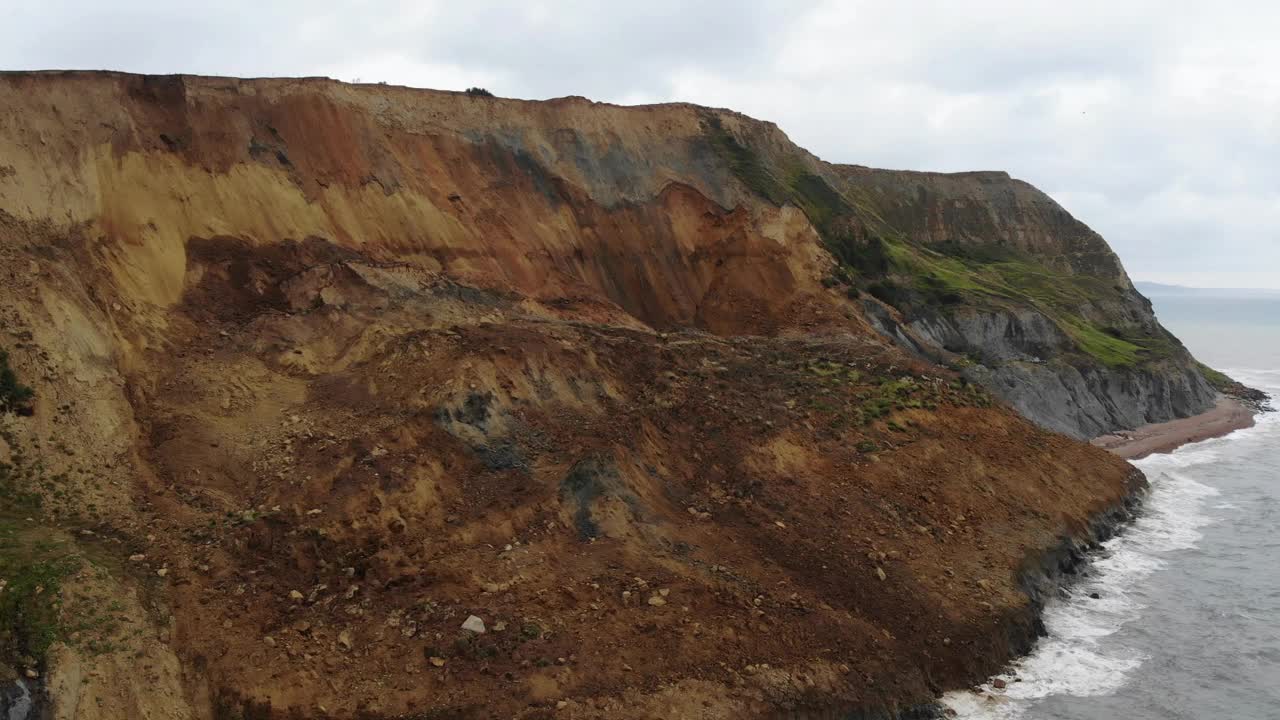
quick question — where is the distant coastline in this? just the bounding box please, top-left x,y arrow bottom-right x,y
1135,281 -> 1280,298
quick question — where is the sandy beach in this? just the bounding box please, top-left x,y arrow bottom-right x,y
1092,397 -> 1257,459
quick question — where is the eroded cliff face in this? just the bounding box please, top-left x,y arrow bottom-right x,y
832,166 -> 1217,438
0,71 -> 1169,719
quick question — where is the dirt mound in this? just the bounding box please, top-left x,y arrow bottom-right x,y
0,72 -> 1140,718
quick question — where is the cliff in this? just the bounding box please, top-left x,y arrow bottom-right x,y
831,166 -> 1217,438
0,71 -> 1199,719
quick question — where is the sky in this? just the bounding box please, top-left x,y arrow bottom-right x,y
3,1 -> 1277,289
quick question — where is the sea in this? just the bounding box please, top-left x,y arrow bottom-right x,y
943,291 -> 1280,719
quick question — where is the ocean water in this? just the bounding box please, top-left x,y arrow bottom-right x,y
943,295 -> 1280,719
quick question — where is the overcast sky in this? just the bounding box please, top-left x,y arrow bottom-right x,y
5,1 -> 1277,288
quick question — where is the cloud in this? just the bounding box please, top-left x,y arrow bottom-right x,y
2,0 -> 1275,287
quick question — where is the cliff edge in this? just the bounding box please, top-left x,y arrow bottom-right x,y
0,72 -> 1209,718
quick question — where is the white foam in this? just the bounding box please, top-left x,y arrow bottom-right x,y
940,403 -> 1258,718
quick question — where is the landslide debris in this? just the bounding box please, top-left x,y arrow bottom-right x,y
0,72 -> 1149,718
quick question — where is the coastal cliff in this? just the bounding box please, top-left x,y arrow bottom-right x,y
832,166 -> 1217,438
0,72 -> 1212,718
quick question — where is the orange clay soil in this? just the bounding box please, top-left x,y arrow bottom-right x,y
0,72 -> 1141,719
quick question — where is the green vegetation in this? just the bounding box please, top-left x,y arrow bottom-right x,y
464,87 -> 495,98
877,241 -> 1180,366
0,349 -> 34,413
702,115 -> 789,205
0,433 -> 132,667
702,115 -> 1171,369
1059,317 -> 1142,367
1196,361 -> 1249,395
703,116 -> 890,282
0,522 -> 77,664
804,361 -> 992,430
1197,362 -> 1233,390
0,437 -> 76,666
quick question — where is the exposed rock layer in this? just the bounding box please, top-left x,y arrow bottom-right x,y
0,71 -> 1190,718
834,167 -> 1217,437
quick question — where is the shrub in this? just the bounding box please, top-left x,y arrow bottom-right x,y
0,349 -> 33,414
465,87 -> 495,98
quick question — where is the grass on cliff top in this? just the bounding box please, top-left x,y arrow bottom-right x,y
701,117 -> 1164,369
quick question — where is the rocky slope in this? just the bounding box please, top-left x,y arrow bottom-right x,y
830,166 -> 1217,438
0,71 -> 1205,718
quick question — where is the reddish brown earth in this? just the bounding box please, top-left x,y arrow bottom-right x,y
0,72 -> 1143,719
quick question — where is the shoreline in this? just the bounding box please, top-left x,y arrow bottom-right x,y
941,396 -> 1262,716
1091,396 -> 1257,460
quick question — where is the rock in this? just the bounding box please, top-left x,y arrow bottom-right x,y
289,590 -> 304,602
429,656 -> 446,667
461,615 -> 486,634
128,554 -> 146,562
338,630 -> 353,651
556,700 -> 568,709
875,567 -> 887,581
992,678 -> 1007,689
264,636 -> 276,647
647,595 -> 667,607
1089,592 -> 1101,599
156,568 -> 169,577
24,668 -> 38,679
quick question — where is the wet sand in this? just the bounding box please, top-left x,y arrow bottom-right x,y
1092,397 -> 1257,460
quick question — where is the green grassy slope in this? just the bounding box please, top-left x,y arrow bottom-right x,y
701,117 -> 1178,369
